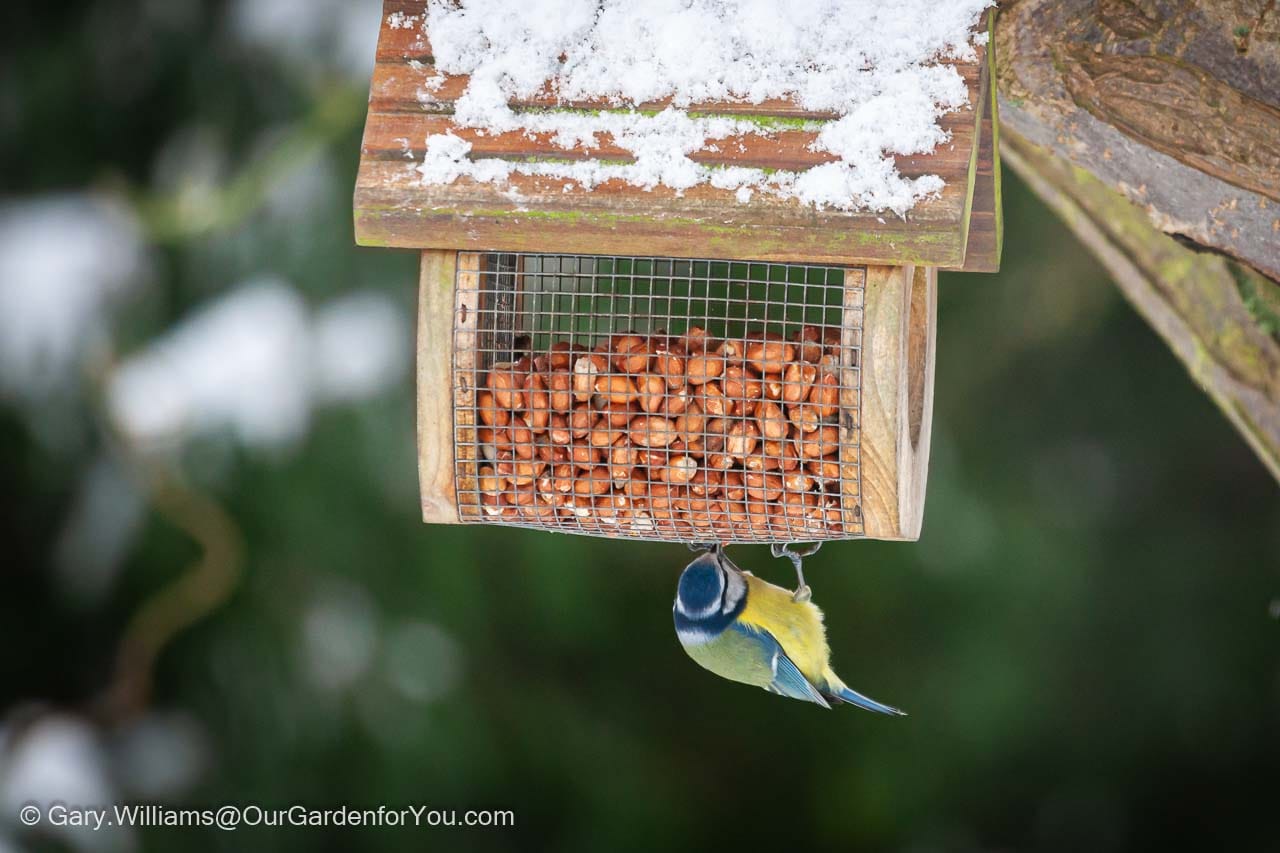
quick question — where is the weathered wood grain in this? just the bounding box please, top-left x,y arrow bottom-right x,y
958,21 -> 1004,274
996,0 -> 1280,481
997,0 -> 1280,281
418,249 -> 465,523
858,264 -> 937,540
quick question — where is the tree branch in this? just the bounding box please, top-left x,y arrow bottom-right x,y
995,0 -> 1280,480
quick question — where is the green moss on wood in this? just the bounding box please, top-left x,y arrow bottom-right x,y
1231,263 -> 1280,342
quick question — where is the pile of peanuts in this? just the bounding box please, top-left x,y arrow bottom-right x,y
469,324 -> 852,540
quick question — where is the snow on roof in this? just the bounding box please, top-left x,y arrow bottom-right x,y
410,0 -> 993,215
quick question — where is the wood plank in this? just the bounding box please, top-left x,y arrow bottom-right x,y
418,249 -> 464,523
370,58 -> 983,121
857,264 -> 936,540
356,161 -> 969,267
375,0 -> 433,61
901,265 -> 936,539
359,108 -> 976,179
953,11 -> 1003,273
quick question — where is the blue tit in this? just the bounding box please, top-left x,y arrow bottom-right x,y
673,547 -> 905,714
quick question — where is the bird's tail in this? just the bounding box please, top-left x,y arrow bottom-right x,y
825,678 -> 907,716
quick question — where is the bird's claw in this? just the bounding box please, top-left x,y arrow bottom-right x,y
773,541 -> 821,601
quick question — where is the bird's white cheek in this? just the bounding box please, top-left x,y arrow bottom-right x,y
675,596 -> 721,620
676,625 -> 716,647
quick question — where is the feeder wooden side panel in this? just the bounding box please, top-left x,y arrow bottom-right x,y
858,264 -> 937,541
417,248 -> 467,524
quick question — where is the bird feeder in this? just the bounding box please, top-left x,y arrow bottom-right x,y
354,1 -> 1001,543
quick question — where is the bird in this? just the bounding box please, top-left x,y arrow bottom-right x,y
673,545 -> 905,714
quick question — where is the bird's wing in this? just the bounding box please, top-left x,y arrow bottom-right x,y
730,622 -> 831,708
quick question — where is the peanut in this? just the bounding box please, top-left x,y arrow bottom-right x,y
744,471 -> 784,502
681,326 -> 712,354
758,401 -> 788,440
807,455 -> 841,482
652,339 -> 688,389
547,340 -> 577,371
635,373 -> 667,413
572,353 -> 608,402
700,382 -> 729,417
547,371 -> 573,412
470,331 -> 850,537
799,425 -> 839,458
722,365 -> 762,404
524,373 -> 550,431
611,334 -> 651,374
664,455 -> 699,485
791,326 -> 824,363
599,400 -> 639,428
744,333 -> 795,375
487,363 -> 525,409
674,402 -> 705,443
810,372 -> 839,418
477,390 -> 510,427
788,402 -> 822,433
629,415 -> 678,447
478,465 -> 504,495
548,413 -> 571,445
569,403 -> 596,438
725,421 -> 760,460
573,466 -> 613,497
569,443 -> 602,468
510,416 -> 535,459
686,353 -> 724,386
781,361 -> 817,404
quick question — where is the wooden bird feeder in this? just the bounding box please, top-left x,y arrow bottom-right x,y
354,1 -> 1002,543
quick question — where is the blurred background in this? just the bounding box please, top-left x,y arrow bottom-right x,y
1,1 -> 1277,851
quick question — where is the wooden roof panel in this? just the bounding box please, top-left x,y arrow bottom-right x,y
355,0 -> 996,268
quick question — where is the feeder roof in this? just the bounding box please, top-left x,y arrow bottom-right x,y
355,1 -> 1000,271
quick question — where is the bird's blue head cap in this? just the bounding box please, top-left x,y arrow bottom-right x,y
677,552 -> 723,613
674,548 -> 747,639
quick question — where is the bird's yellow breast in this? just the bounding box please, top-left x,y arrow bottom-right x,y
737,573 -> 833,686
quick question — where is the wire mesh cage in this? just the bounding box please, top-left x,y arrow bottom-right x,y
451,252 -> 866,543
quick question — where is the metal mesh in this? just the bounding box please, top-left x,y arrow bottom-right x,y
452,252 -> 864,543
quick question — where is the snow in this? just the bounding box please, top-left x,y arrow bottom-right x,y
106,281 -> 409,451
415,0 -> 993,214
299,580 -> 380,693
0,715 -> 124,852
107,281 -> 314,450
312,290 -> 411,404
0,195 -> 145,400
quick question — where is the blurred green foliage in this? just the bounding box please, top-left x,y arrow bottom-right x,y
1,2 -> 1277,851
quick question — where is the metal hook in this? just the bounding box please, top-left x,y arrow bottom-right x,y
772,541 -> 822,603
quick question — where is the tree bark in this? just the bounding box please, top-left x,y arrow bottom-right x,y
995,0 -> 1280,481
